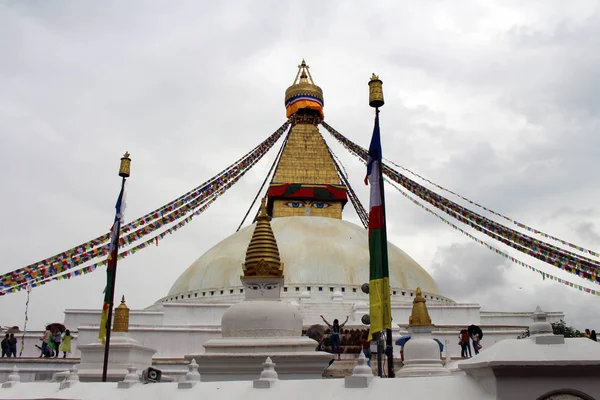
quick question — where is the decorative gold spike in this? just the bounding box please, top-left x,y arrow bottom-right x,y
285,59 -> 323,102
408,288 -> 433,327
242,198 -> 284,278
113,295 -> 130,332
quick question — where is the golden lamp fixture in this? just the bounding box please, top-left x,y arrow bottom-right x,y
368,73 -> 384,109
119,152 -> 131,178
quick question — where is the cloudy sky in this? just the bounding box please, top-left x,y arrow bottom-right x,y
1,1 -> 599,333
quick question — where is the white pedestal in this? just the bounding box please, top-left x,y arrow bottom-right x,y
188,337 -> 332,381
77,332 -> 157,382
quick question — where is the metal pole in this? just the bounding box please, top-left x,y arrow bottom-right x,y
376,331 -> 383,377
386,328 -> 395,377
374,107 -> 395,378
101,176 -> 125,382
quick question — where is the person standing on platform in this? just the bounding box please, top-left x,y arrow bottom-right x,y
320,315 -> 349,360
8,334 -> 17,357
52,330 -> 62,358
39,328 -> 51,358
459,329 -> 472,358
1,334 -> 8,357
468,324 -> 483,355
60,330 -> 73,358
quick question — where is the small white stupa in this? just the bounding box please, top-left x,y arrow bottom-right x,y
397,287 -> 450,377
188,199 -> 331,381
77,296 -> 156,382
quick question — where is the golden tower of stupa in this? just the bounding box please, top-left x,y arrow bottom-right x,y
267,60 -> 348,219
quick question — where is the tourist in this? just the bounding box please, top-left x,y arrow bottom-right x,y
1,334 -> 8,357
585,329 -> 591,338
52,329 -> 62,358
8,333 -> 17,357
459,329 -> 471,358
468,324 -> 483,355
60,330 -> 72,358
39,328 -> 51,358
320,315 -> 348,360
591,330 -> 597,342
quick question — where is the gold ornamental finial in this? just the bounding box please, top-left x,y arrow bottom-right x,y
368,73 -> 384,108
408,288 -> 433,327
285,59 -> 324,120
257,197 -> 270,222
119,152 -> 131,178
242,197 -> 283,279
113,295 -> 130,332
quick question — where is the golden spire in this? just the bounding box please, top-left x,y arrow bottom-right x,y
408,288 -> 433,327
242,198 -> 284,278
113,295 -> 130,332
285,59 -> 324,120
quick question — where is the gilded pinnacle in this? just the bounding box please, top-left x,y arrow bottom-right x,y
408,287 -> 433,327
242,198 -> 283,278
113,295 -> 130,333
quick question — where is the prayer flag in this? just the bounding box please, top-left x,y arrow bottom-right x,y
98,183 -> 126,343
365,112 -> 391,338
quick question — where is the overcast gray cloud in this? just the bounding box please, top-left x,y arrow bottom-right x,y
1,1 -> 599,333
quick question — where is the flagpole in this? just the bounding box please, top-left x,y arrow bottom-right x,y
369,75 -> 395,378
101,153 -> 131,382
376,119 -> 395,378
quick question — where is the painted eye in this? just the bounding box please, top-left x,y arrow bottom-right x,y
312,202 -> 330,209
286,201 -> 303,208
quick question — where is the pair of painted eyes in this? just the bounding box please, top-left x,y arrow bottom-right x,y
286,201 -> 330,209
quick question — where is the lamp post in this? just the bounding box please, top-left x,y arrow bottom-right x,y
368,75 -> 395,378
101,152 -> 131,382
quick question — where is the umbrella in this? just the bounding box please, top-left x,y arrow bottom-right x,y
468,324 -> 483,339
395,336 -> 444,352
46,323 -> 66,333
5,326 -> 21,334
395,335 -> 411,347
306,324 -> 326,341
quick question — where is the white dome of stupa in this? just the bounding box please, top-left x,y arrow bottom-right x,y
165,216 -> 442,300
221,300 -> 303,337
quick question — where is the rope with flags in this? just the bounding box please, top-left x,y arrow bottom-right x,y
0,121 -> 290,291
320,121 -> 600,287
382,167 -> 600,283
19,283 -> 32,356
328,146 -> 369,228
0,122 -> 290,295
1,156 -> 264,293
383,175 -> 600,296
384,158 -> 600,259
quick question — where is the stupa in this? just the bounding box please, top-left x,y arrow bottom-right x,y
187,198 -> 331,381
3,62 -> 565,383
76,297 -> 156,382
397,287 -> 450,377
